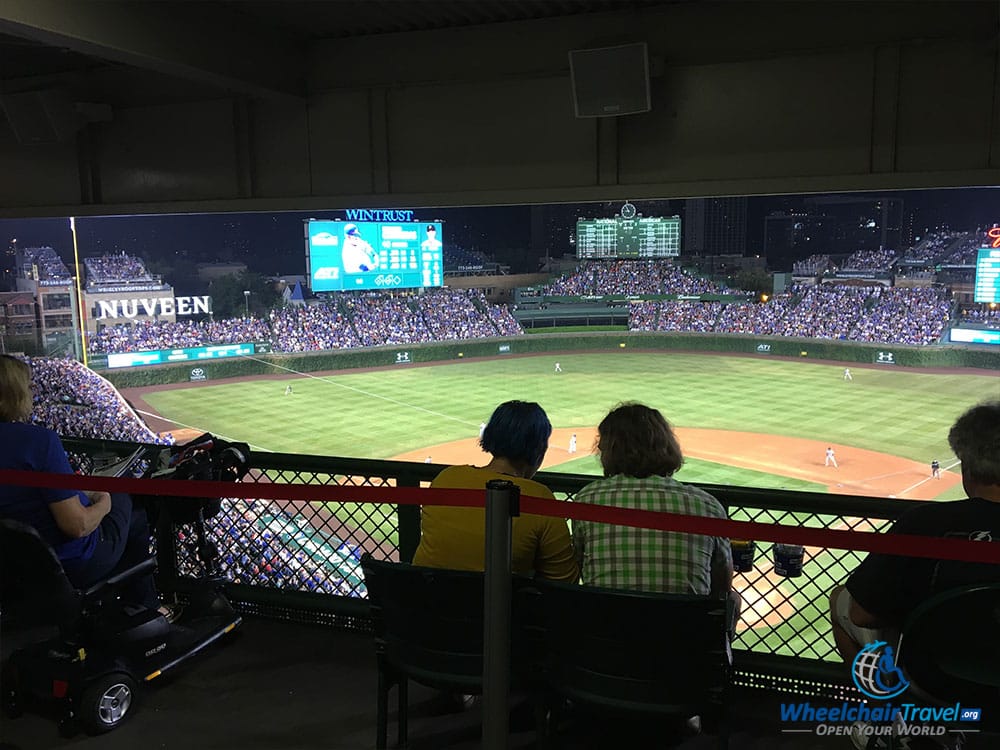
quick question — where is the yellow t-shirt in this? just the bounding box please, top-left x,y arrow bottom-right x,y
412,465 -> 579,582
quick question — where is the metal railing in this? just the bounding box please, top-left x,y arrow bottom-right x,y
64,436 -> 918,698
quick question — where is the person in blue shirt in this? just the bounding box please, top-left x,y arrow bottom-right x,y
0,354 -> 159,611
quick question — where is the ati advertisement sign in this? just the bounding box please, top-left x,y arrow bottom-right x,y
498,344 -> 511,354
755,343 -> 772,354
96,296 -> 211,320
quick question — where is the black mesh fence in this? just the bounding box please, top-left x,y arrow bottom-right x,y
62,437 -> 916,683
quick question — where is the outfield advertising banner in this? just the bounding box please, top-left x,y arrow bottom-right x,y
395,351 -> 411,365
107,343 -> 257,369
499,344 -> 511,354
756,343 -> 772,354
189,367 -> 207,382
875,351 -> 896,365
950,327 -> 1000,345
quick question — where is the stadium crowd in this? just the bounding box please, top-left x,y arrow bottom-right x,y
848,286 -> 951,345
25,356 -> 169,446
842,248 -> 897,271
20,246 -> 72,281
939,232 -> 988,265
791,254 -> 830,276
626,282 -> 952,344
959,306 -> 1000,328
84,253 -> 154,283
88,289 -> 523,355
544,260 -> 731,296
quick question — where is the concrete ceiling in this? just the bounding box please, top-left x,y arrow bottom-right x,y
0,0 -> 671,105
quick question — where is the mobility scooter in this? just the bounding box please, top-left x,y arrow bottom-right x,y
1,435 -> 249,735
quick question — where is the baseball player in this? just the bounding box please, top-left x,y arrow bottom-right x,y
554,362 -> 562,373
931,459 -> 941,478
825,446 -> 838,468
421,225 -> 442,252
568,433 -> 577,454
284,384 -> 293,395
341,223 -> 379,274
843,368 -> 853,381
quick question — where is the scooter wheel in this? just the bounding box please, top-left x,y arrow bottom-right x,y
79,672 -> 137,734
1,662 -> 22,718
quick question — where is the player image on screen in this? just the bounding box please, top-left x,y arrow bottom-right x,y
341,223 -> 380,274
421,225 -> 442,252
307,219 -> 443,292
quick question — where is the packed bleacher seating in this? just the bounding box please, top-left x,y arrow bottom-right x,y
773,284 -> 870,339
628,300 -> 722,333
791,254 -> 830,276
20,246 -> 72,282
901,230 -> 967,263
84,253 -> 154,283
415,288 -> 499,340
714,296 -> 798,335
25,356 -> 170,446
848,286 -> 951,345
269,303 -> 361,352
958,306 -> 1000,329
344,293 -> 434,346
938,232 -> 988,265
841,248 -> 897,271
544,260 -> 730,296
190,499 -> 365,598
88,289 -> 523,354
89,317 -> 272,354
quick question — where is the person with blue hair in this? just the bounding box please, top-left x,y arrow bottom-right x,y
413,400 -> 577,581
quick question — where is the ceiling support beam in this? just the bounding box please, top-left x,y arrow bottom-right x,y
0,0 -> 305,100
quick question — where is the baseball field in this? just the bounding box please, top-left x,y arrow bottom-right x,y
123,350 -> 997,661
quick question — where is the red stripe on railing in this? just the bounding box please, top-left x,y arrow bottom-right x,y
1,469 -> 998,565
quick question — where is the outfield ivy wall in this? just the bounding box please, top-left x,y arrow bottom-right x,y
100,333 -> 1000,388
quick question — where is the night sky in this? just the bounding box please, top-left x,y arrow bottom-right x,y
1,187 -> 996,290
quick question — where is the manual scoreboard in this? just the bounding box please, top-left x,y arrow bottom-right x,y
576,216 -> 681,259
974,248 -> 1000,303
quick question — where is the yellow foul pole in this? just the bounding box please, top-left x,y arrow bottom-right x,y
69,217 -> 88,367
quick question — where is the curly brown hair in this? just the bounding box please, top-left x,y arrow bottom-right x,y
596,402 -> 684,479
0,354 -> 32,422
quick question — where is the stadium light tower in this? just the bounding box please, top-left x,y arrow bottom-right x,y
243,290 -> 250,317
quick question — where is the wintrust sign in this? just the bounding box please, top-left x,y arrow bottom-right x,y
95,296 -> 211,320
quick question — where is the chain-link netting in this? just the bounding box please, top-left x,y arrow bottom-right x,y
551,485 -> 900,664
171,466 -> 410,599
62,437 -> 909,667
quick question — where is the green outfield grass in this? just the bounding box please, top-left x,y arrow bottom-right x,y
137,351 -> 993,662
140,352 -> 993,494
547,454 -> 829,494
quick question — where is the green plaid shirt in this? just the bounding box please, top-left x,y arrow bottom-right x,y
573,474 -> 732,596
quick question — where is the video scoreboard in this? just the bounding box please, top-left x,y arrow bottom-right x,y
974,248 -> 1000,303
307,219 -> 443,292
576,216 -> 681,259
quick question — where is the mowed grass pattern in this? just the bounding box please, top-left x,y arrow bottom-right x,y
138,352 -> 995,662
141,352 -> 994,493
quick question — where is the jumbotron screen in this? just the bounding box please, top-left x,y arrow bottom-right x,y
576,216 -> 681,259
974,247 -> 1000,303
307,220 -> 443,292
